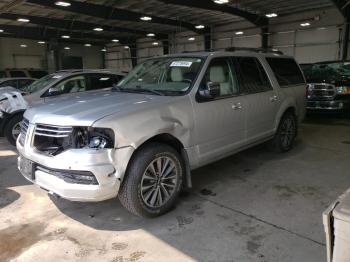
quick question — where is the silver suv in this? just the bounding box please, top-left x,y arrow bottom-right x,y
17,51 -> 306,217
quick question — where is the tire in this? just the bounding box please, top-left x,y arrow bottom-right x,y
269,111 -> 297,153
4,114 -> 23,146
118,142 -> 184,218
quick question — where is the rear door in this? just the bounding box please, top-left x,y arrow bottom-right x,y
235,56 -> 278,143
265,57 -> 306,122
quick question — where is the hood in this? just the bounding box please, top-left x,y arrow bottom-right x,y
25,90 -> 173,126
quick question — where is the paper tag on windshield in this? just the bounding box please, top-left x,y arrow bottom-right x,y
170,61 -> 192,67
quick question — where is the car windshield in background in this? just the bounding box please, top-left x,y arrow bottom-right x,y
117,57 -> 204,95
24,74 -> 60,93
305,62 -> 350,81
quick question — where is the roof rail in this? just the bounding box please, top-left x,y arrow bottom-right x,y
225,47 -> 284,55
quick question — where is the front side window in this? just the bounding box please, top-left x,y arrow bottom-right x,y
266,57 -> 305,87
199,57 -> 238,97
52,75 -> 87,94
118,57 -> 204,95
236,57 -> 272,93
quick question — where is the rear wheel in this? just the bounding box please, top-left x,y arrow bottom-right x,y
270,112 -> 297,153
4,114 -> 23,146
118,143 -> 183,217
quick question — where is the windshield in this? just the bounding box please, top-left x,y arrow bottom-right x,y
24,74 -> 61,93
117,57 -> 204,95
304,62 -> 350,81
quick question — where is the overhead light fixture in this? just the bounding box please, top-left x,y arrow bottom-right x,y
61,35 -> 70,39
152,42 -> 159,46
213,0 -> 229,4
112,39 -> 119,43
124,46 -> 130,49
20,44 -> 27,48
55,1 -> 71,7
140,16 -> 152,21
195,25 -> 205,29
300,22 -> 311,27
188,37 -> 195,41
0,29 -> 3,33
38,41 -> 46,44
266,13 -> 278,18
64,46 -> 70,50
17,18 -> 30,23
147,33 -> 155,37
84,43 -> 92,47
235,31 -> 244,35
101,48 -> 107,52
93,27 -> 103,32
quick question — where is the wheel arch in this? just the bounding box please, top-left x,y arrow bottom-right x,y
126,133 -> 192,188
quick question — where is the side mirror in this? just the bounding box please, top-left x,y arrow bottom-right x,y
199,82 -> 220,99
48,87 -> 62,96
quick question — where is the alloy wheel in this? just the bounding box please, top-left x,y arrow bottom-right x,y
140,156 -> 178,208
12,122 -> 21,141
280,117 -> 295,148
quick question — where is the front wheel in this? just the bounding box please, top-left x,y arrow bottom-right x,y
270,112 -> 297,153
4,114 -> 23,146
118,143 -> 184,217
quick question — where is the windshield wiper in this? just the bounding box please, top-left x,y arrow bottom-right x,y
127,87 -> 164,96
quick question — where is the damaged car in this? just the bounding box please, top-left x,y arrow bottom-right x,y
0,70 -> 123,145
17,51 -> 306,217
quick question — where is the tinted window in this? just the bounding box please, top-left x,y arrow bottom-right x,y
0,71 -> 6,78
18,79 -> 35,90
28,70 -> 48,79
266,58 -> 305,87
0,80 -> 17,88
10,70 -> 26,77
88,74 -> 119,90
236,57 -> 272,93
200,57 -> 238,97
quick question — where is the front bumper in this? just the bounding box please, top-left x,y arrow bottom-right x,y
306,100 -> 349,111
17,136 -> 134,202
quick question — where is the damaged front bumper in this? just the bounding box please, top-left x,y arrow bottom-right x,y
17,138 -> 134,202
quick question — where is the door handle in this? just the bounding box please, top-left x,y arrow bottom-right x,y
270,95 -> 278,102
232,102 -> 242,110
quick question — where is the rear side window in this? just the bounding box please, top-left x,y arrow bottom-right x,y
88,74 -> 118,90
0,80 -> 17,88
266,58 -> 305,87
236,57 -> 272,94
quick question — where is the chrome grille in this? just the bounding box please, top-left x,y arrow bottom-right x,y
34,124 -> 73,138
19,118 -> 29,146
308,83 -> 335,100
33,124 -> 73,155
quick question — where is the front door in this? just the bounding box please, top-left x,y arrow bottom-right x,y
193,57 -> 246,165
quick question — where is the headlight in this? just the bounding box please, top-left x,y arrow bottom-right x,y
72,127 -> 115,149
336,86 -> 350,94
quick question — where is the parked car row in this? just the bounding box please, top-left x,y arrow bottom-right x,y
300,61 -> 350,112
13,50 -> 306,217
0,70 -> 124,145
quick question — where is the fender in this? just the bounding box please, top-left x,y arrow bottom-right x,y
274,96 -> 297,131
